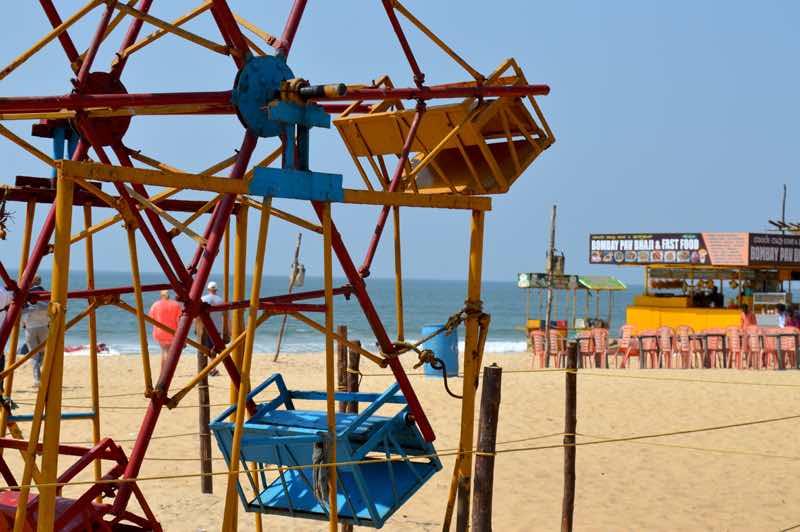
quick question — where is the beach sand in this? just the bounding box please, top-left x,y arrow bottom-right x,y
4,351 -> 800,531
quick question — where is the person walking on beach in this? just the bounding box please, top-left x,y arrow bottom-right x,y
148,290 -> 182,371
197,281 -> 226,376
22,275 -> 49,387
777,303 -> 787,328
739,304 -> 757,328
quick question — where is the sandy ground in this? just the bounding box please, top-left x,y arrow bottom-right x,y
4,351 -> 800,531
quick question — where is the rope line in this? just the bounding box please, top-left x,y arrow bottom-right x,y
578,371 -> 800,388
3,413 -> 799,491
578,432 -> 800,462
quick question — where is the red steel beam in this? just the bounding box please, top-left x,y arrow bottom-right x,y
311,202 -> 435,442
114,131 -> 258,513
0,262 -> 17,292
0,140 -> 89,355
359,105 -> 425,277
27,283 -> 171,302
209,0 -> 250,68
381,0 -> 425,87
277,0 -> 308,58
0,90 -> 233,114
38,0 -> 81,66
209,285 -> 353,312
110,0 -> 155,79
75,0 -> 117,89
0,82 -> 549,115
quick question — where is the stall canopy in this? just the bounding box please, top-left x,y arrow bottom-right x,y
577,275 -> 627,290
517,273 -> 626,290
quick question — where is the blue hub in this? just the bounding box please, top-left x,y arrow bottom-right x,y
231,55 -> 295,138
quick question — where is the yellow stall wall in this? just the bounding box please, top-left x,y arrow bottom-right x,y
626,305 -> 739,331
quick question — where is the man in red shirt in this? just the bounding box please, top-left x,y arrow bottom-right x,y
148,290 -> 182,370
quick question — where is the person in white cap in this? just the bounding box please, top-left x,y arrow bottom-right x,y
196,281 -> 226,375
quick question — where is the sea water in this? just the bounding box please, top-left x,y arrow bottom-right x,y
20,271 -> 639,356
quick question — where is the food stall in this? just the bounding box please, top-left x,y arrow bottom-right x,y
589,232 -> 800,330
517,272 -> 627,336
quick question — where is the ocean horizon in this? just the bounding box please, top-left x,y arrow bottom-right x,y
11,270 -> 640,355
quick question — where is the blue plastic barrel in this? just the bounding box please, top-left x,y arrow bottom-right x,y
421,324 -> 458,377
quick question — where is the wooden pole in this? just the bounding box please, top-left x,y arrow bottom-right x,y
273,232 -> 302,361
347,341 -> 361,414
472,363 -> 502,532
561,341 -> 577,532
453,209 -> 485,532
197,345 -> 212,494
83,204 -> 102,498
336,325 -> 353,532
543,205 -> 557,368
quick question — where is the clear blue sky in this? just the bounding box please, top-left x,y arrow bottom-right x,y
1,1 -> 798,283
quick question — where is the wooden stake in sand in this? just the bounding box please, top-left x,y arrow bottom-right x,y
561,341 -> 577,532
197,346 -> 212,494
472,363 -> 502,532
336,326 -> 358,532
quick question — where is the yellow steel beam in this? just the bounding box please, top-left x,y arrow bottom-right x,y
57,160 -> 246,194
0,0 -> 103,81
290,312 -> 386,367
0,124 -> 55,168
322,202 -> 338,531
124,185 -> 207,244
76,0 -> 139,71
238,196 -> 322,234
117,0 -> 213,61
342,189 -> 491,211
113,300 -> 209,355
391,0 -> 483,81
110,1 -> 229,57
232,13 -> 279,49
222,199 -> 272,530
70,187 -> 180,245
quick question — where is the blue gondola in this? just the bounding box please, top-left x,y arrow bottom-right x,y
210,373 -> 441,528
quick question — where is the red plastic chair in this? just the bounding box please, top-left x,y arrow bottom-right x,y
639,329 -> 659,368
674,326 -> 694,369
725,327 -> 745,369
591,328 -> 609,368
778,327 -> 799,369
761,327 -> 781,369
704,328 -> 726,368
529,330 -> 546,369
656,326 -> 675,368
549,330 -> 567,368
744,326 -> 763,369
577,330 -> 595,368
614,325 -> 640,369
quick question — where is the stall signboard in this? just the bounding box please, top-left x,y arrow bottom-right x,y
517,273 -> 577,289
749,233 -> 800,266
589,232 -> 751,266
